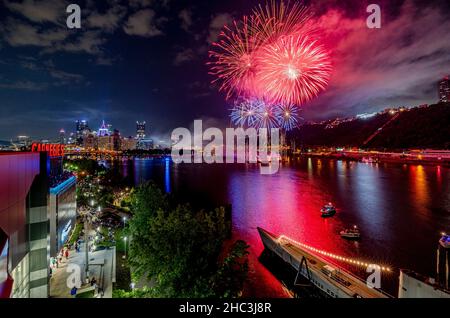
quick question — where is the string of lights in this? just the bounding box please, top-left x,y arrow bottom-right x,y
278,235 -> 392,272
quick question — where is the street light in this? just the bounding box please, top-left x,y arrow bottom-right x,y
123,216 -> 127,227
84,217 -> 90,283
124,237 -> 128,259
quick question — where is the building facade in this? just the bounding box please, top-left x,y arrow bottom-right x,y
0,152 -> 49,298
439,76 -> 450,103
49,177 -> 77,256
136,121 -> 146,139
75,120 -> 89,145
0,150 -> 77,298
121,137 -> 137,151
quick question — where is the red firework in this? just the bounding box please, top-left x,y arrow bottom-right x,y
255,34 -> 332,105
208,16 -> 261,99
208,1 -> 332,106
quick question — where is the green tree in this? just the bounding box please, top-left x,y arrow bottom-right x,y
126,182 -> 249,298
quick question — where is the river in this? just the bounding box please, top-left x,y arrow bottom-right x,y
112,157 -> 450,297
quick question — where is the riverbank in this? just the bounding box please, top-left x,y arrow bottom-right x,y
299,150 -> 450,166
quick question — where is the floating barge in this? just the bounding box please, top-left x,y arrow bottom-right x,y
257,227 -> 390,298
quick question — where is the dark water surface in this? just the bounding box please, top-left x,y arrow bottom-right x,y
113,157 -> 450,297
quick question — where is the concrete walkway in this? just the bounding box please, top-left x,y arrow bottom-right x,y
49,228 -> 115,298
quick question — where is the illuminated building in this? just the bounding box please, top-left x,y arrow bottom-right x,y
16,135 -> 32,148
98,120 -> 110,137
121,136 -> 137,151
112,129 -> 121,151
137,138 -> 154,150
59,129 -> 66,145
136,121 -> 146,140
49,176 -> 76,257
136,121 -> 152,150
83,132 -> 98,150
0,146 -> 77,298
439,76 -> 450,103
0,152 -> 49,298
75,120 -> 89,145
97,135 -> 113,151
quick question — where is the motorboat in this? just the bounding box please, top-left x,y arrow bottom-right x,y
439,233 -> 450,248
340,225 -> 361,239
321,203 -> 336,217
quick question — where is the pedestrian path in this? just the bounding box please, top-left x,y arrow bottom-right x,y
49,228 -> 115,298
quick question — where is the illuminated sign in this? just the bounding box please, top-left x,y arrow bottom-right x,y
31,143 -> 65,157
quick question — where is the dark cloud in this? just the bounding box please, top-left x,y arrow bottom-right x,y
173,48 -> 195,66
3,0 -> 67,24
0,80 -> 48,91
1,18 -> 68,47
86,6 -> 128,32
123,9 -> 164,37
207,13 -> 232,43
178,9 -> 192,32
41,30 -> 107,55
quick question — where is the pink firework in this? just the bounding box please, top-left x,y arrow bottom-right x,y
208,0 -> 332,106
208,16 -> 261,99
255,34 -> 332,105
251,0 -> 313,43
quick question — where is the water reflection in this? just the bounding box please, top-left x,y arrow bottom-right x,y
165,157 -> 171,193
119,157 -> 450,297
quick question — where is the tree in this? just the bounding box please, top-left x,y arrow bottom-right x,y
126,182 -> 249,297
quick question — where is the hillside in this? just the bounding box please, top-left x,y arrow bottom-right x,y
289,103 -> 450,150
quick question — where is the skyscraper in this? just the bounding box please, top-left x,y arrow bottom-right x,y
59,129 -> 66,145
439,76 -> 450,103
75,120 -> 88,145
112,129 -> 121,151
98,120 -> 110,137
136,121 -> 146,139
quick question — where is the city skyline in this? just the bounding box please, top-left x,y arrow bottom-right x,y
0,0 -> 449,140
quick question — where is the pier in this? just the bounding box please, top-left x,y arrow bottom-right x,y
258,227 -> 391,298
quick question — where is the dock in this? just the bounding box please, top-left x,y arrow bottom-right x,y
258,227 -> 390,298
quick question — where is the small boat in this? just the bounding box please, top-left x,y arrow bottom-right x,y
361,157 -> 378,164
257,155 -> 271,166
340,225 -> 361,239
439,233 -> 450,249
321,203 -> 336,217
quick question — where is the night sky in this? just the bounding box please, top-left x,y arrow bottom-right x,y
0,0 -> 449,142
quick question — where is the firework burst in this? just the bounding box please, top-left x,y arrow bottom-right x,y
251,0 -> 313,43
275,103 -> 303,131
208,1 -> 332,106
208,16 -> 261,99
230,98 -> 261,127
229,98 -> 304,131
254,101 -> 280,129
256,34 -> 332,105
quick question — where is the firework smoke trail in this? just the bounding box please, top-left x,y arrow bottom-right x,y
275,103 -> 303,131
256,34 -> 332,105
